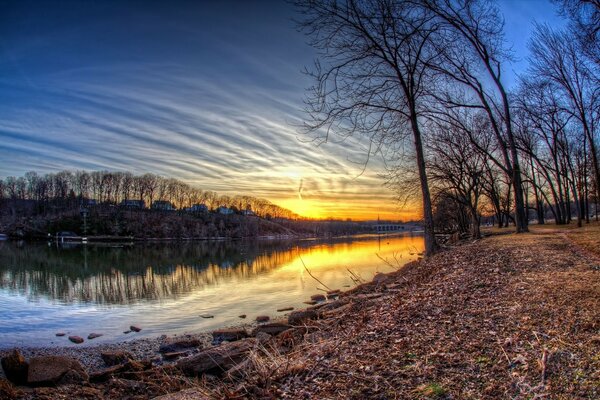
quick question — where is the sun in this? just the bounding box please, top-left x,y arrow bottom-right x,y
279,198 -> 322,219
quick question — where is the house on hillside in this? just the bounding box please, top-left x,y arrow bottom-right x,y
152,200 -> 176,211
120,199 -> 145,209
186,204 -> 208,213
216,206 -> 234,215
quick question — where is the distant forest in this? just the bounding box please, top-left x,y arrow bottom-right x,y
0,170 -> 379,239
0,170 -> 300,219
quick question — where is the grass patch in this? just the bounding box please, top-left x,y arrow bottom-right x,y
417,382 -> 446,398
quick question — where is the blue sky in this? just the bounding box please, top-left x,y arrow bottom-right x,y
0,0 -> 564,219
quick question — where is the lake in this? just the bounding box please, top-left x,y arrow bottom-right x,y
0,234 -> 423,348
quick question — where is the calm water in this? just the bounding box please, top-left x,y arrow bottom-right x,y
0,234 -> 423,348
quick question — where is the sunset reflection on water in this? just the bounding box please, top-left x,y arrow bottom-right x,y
0,234 -> 423,347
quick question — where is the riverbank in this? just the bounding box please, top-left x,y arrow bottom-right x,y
1,224 -> 599,399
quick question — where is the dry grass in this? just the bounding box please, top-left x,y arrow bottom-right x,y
215,230 -> 600,399
4,228 -> 599,399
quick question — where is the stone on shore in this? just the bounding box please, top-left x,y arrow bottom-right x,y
373,272 -> 390,284
89,359 -> 149,383
255,315 -> 270,323
310,294 -> 326,302
1,349 -> 28,385
212,328 -> 248,343
101,350 -> 134,367
276,307 -> 294,312
162,351 -> 188,360
238,314 -> 246,319
159,338 -> 202,354
87,333 -> 103,340
288,310 -> 318,326
68,335 -> 84,344
55,332 -> 65,337
177,338 -> 257,376
27,356 -> 88,386
321,303 -> 353,319
252,321 -> 291,336
129,325 -> 142,332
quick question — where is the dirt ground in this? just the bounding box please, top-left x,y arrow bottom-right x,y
3,224 -> 599,399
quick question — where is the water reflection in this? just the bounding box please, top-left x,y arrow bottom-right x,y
0,234 -> 424,347
0,240 -> 309,304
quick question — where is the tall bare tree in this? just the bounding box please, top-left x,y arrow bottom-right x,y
296,0 -> 441,255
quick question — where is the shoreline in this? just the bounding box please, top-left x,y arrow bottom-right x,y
2,226 -> 598,399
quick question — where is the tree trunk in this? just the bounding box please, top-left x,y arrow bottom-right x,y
410,110 -> 437,256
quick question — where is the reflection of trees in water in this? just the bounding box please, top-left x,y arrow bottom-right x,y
0,235 -> 418,305
0,241 -> 300,304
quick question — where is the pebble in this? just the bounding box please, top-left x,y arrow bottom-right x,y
68,336 -> 84,344
200,314 -> 214,318
55,333 -> 66,337
310,294 -> 326,302
256,315 -> 270,323
130,325 -> 142,332
88,333 -> 103,340
238,314 -> 247,319
276,307 -> 294,312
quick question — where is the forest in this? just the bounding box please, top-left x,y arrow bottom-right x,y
297,0 -> 599,254
0,170 -> 380,239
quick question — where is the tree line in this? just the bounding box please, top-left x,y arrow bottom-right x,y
0,170 -> 300,220
297,0 -> 599,255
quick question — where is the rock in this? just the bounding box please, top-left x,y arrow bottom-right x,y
159,338 -> 202,353
89,360 -> 148,383
55,332 -> 65,337
129,325 -> 142,332
87,333 -> 103,340
212,328 -> 248,343
101,351 -> 134,367
321,303 -> 353,319
252,321 -> 291,336
288,310 -> 318,326
27,356 -> 88,386
303,300 -> 317,305
89,365 -> 126,383
373,273 -> 389,284
238,314 -> 247,319
68,335 -> 84,344
1,349 -> 28,385
255,315 -> 270,323
255,332 -> 272,344
162,351 -> 188,360
310,294 -> 326,302
177,338 -> 257,376
199,314 -> 214,319
276,307 -> 294,312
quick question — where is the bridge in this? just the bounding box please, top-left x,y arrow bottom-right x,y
372,224 -> 406,233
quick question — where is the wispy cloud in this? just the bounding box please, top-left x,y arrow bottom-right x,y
0,1 -> 410,220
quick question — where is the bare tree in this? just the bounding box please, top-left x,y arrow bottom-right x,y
296,0 -> 441,255
423,0 -> 529,233
528,24 -> 600,211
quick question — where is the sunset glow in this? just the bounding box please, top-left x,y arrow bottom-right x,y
0,1 -> 562,221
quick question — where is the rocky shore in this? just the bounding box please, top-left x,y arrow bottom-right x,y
1,225 -> 599,399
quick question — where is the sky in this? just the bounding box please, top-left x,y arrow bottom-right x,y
0,0 -> 565,220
